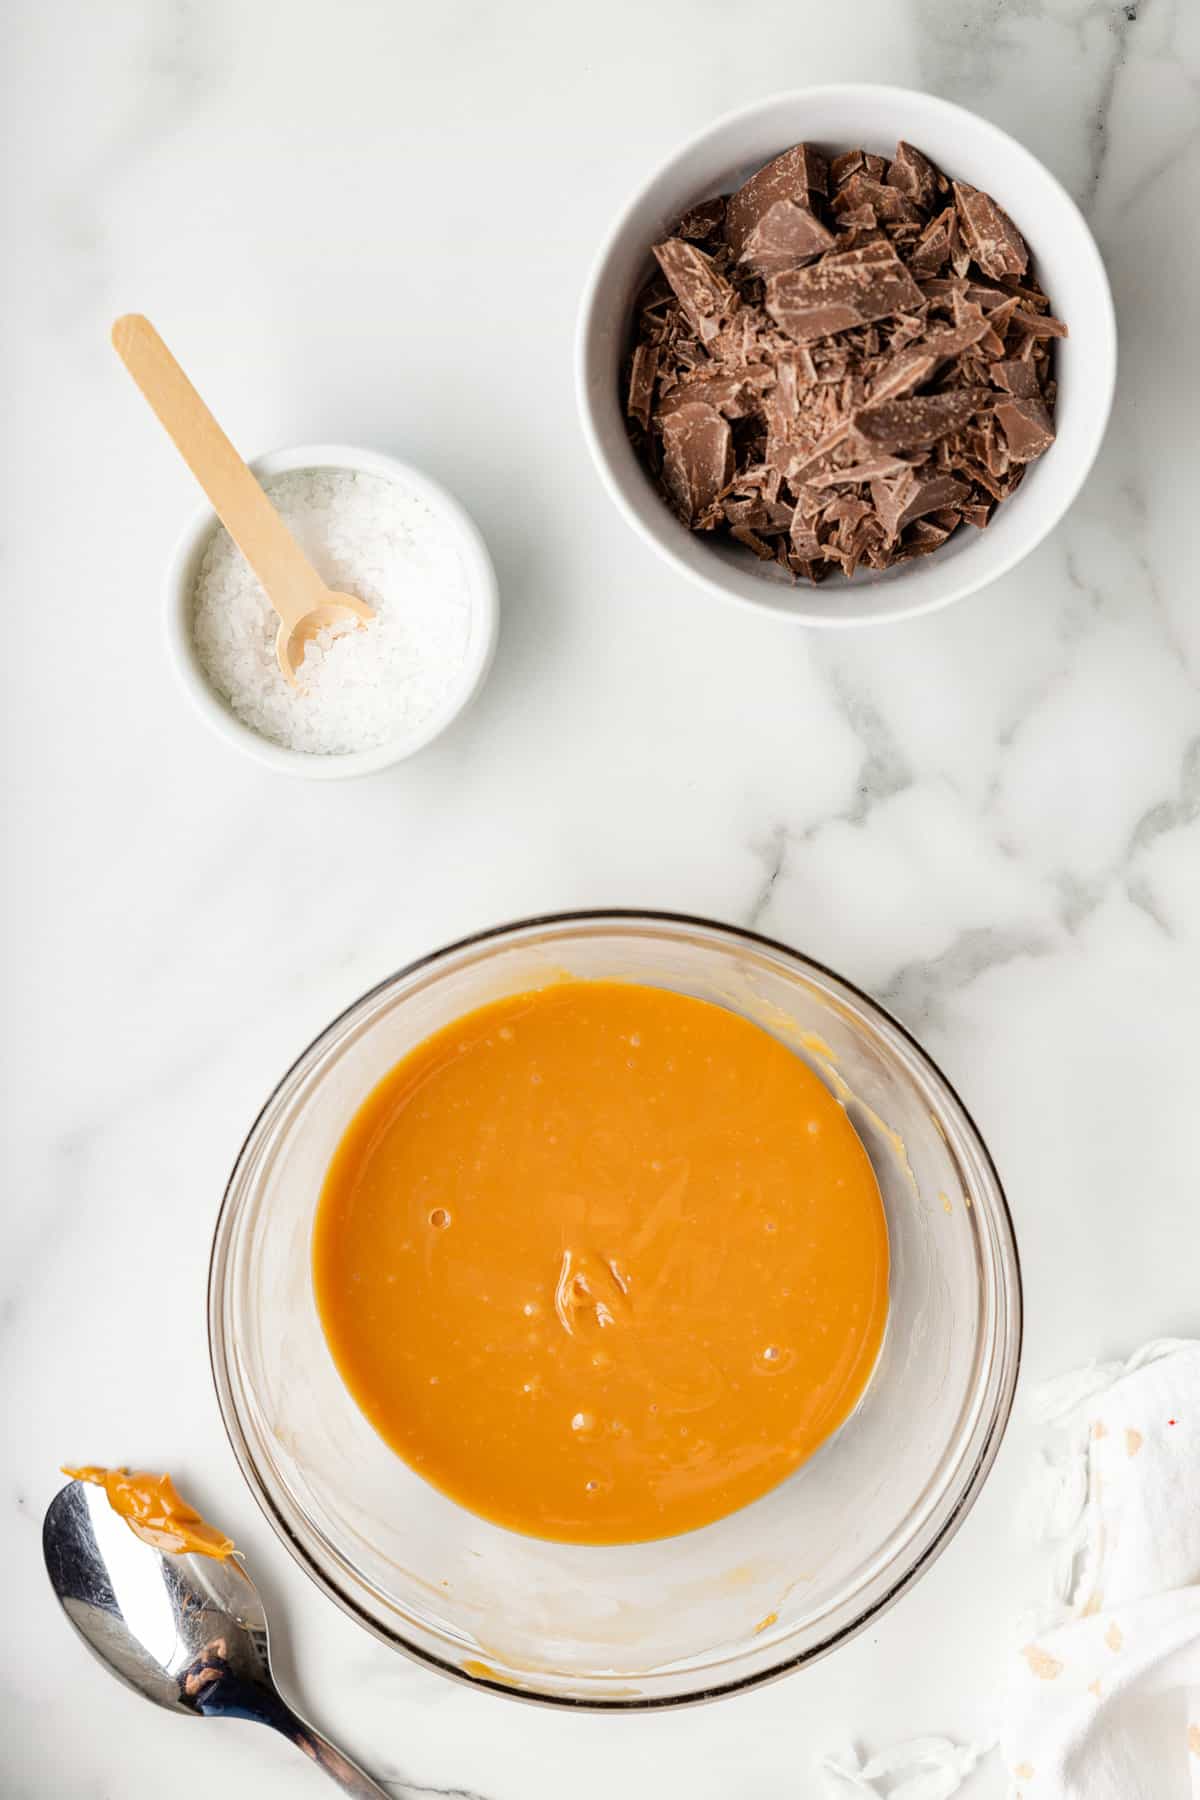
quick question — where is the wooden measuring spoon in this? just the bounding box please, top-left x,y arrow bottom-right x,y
112,314 -> 372,686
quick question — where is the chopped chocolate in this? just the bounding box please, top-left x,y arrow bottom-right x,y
830,149 -> 865,188
833,204 -> 879,234
820,455 -> 913,486
908,207 -> 958,278
724,143 -> 828,256
870,469 -> 970,540
730,523 -> 776,560
624,138 -> 1064,583
765,242 -> 924,342
886,141 -> 944,210
991,357 -> 1040,398
868,346 -> 938,403
952,181 -> 1028,281
659,365 -> 773,419
626,343 -> 658,430
676,196 -> 726,242
738,199 -> 836,277
833,174 -> 922,225
652,238 -> 737,343
995,394 -> 1056,463
659,402 -> 733,524
852,389 -> 993,453
1010,307 -> 1069,339
895,518 -> 953,560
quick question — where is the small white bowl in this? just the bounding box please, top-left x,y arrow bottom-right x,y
165,444 -> 499,778
577,85 -> 1117,627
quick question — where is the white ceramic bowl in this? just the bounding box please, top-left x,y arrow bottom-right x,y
577,85 -> 1117,626
165,444 -> 499,779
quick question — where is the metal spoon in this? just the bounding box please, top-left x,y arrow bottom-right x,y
111,314 -> 373,685
43,1478 -> 390,1797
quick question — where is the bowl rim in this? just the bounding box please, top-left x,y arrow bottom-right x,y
164,442 -> 500,780
208,907 -> 1023,1709
575,81 -> 1117,627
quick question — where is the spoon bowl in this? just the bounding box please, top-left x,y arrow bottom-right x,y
43,1478 -> 388,1797
277,592 -> 375,687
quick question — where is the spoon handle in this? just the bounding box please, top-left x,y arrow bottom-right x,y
273,1703 -> 394,1799
192,1666 -> 391,1797
111,314 -> 328,633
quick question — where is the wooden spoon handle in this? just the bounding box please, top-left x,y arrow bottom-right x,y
112,314 -> 326,632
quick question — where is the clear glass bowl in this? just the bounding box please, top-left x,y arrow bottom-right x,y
209,911 -> 1021,1708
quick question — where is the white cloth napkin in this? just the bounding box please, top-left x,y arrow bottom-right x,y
820,1339 -> 1200,1799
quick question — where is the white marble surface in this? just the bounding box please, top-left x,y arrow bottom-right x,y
4,0 -> 1199,1794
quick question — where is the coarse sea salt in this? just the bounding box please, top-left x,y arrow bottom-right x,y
191,468 -> 473,756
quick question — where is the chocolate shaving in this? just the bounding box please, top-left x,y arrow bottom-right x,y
626,343 -> 658,431
625,138 -> 1064,583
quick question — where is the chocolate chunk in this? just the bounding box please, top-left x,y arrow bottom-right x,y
723,496 -> 768,529
724,143 -> 829,256
894,518 -> 953,560
789,505 -> 823,559
886,141 -> 943,209
995,395 -> 1056,462
834,204 -> 878,233
738,199 -> 835,277
659,402 -> 733,523
920,312 -> 1000,368
852,389 -> 993,452
676,197 -> 726,242
991,358 -> 1039,397
870,469 -> 970,539
765,242 -> 924,342
729,523 -> 776,560
829,149 -> 865,188
652,238 -> 738,344
787,421 -> 854,485
1010,308 -> 1069,339
869,347 -> 938,403
710,306 -> 767,368
908,207 -> 957,278
660,365 -> 772,419
952,181 -> 1028,281
833,174 -> 922,225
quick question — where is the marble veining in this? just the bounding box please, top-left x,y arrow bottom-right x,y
4,0 -> 1200,1796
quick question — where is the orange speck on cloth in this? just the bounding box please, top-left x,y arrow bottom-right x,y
1023,1644 -> 1064,1681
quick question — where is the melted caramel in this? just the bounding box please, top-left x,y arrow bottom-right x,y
63,1467 -> 234,1560
313,981 -> 889,1544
